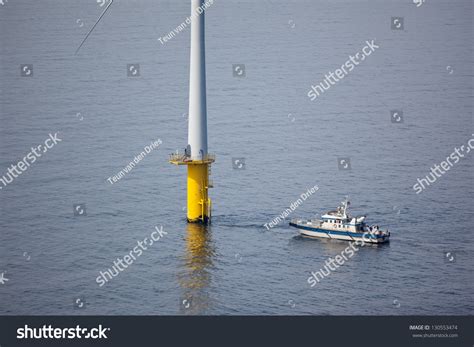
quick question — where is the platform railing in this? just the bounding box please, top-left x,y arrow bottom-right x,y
169,152 -> 216,164
169,153 -> 188,162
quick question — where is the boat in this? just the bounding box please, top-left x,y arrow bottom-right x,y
289,198 -> 390,243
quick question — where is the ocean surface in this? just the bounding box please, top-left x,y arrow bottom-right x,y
0,0 -> 472,315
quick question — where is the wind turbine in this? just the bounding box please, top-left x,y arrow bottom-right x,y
169,0 -> 215,224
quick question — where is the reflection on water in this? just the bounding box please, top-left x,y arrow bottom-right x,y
178,223 -> 215,315
290,234 -> 390,255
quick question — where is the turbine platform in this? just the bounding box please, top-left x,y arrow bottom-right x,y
169,153 -> 215,165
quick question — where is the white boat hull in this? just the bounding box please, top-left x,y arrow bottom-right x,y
290,222 -> 390,244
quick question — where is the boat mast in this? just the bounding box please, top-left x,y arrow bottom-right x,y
342,197 -> 350,218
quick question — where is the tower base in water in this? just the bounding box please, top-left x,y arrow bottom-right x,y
170,153 -> 215,224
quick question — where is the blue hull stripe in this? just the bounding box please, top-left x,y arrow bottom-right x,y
289,222 -> 386,239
